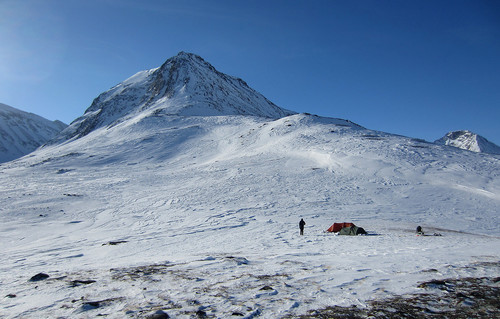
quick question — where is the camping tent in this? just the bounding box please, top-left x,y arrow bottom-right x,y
326,222 -> 354,233
338,225 -> 367,236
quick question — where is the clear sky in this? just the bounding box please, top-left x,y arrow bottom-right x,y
1,0 -> 499,144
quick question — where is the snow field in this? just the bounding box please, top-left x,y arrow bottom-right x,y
1,114 -> 499,318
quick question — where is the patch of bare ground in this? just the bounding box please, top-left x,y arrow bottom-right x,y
292,276 -> 500,319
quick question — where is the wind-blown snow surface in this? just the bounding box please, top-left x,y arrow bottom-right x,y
1,113 -> 499,318
0,103 -> 67,163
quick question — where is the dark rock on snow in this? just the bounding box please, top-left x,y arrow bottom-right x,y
146,310 -> 170,319
70,279 -> 96,287
29,273 -> 50,282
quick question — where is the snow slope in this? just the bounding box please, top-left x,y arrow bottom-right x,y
435,130 -> 500,155
1,113 -> 499,318
0,103 -> 67,163
1,52 -> 499,318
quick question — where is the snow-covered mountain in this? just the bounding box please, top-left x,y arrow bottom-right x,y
52,52 -> 294,144
1,53 -> 499,318
0,103 -> 67,163
435,130 -> 500,155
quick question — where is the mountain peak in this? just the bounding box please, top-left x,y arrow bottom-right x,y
0,103 -> 67,162
170,51 -> 206,62
435,130 -> 500,155
158,51 -> 210,72
54,52 -> 294,143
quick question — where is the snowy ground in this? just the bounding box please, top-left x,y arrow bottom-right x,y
1,114 -> 499,318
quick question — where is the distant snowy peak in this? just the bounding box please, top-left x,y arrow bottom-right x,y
55,52 -> 295,142
435,130 -> 500,155
0,103 -> 67,163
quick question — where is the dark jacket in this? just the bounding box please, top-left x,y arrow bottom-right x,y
299,219 -> 306,229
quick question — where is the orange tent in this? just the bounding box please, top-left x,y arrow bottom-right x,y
326,222 -> 355,233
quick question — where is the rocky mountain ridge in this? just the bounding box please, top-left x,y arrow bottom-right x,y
0,103 -> 67,163
51,52 -> 294,144
435,130 -> 500,155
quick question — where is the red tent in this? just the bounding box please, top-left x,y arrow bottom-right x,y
327,222 -> 355,233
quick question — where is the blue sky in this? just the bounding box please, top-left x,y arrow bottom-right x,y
1,0 -> 499,144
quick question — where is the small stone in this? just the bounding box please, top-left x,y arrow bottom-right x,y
231,312 -> 244,316
147,310 -> 170,319
259,285 -> 273,291
70,279 -> 96,287
29,273 -> 49,282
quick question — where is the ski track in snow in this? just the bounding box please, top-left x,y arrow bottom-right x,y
1,114 -> 499,318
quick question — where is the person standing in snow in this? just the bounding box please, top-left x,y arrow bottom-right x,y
299,218 -> 306,235
416,226 -> 424,235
